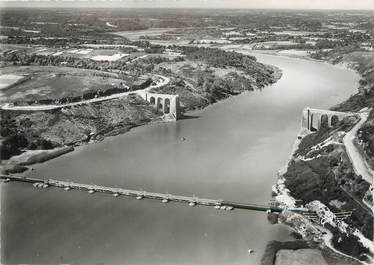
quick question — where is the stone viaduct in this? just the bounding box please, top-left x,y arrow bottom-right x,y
136,91 -> 180,120
302,107 -> 354,131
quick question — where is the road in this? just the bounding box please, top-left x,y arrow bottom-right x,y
343,109 -> 373,184
1,75 -> 170,111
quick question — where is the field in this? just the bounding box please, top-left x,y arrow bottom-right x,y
63,48 -> 131,61
53,48 -> 133,61
115,28 -> 177,40
252,40 -> 299,49
342,51 -> 374,84
0,44 -> 143,62
0,74 -> 24,89
0,66 -> 135,103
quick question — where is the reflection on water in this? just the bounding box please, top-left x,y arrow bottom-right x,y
1,53 -> 359,264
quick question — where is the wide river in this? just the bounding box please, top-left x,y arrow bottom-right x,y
1,52 -> 359,265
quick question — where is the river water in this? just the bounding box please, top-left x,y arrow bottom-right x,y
1,52 -> 359,265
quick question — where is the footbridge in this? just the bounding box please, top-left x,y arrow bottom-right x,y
302,108 -> 355,131
1,175 -> 305,213
1,175 -> 353,225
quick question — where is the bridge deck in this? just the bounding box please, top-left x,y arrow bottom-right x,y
1,175 -> 287,212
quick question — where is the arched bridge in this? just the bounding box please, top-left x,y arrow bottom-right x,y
137,91 -> 180,120
0,75 -> 179,121
302,108 -> 355,131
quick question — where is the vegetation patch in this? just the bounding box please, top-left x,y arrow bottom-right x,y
0,66 -> 146,104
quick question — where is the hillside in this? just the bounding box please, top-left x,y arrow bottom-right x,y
274,50 -> 374,263
0,94 -> 160,171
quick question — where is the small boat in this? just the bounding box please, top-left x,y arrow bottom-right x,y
214,205 -> 221,209
4,178 -> 10,183
189,202 -> 196,207
248,249 -> 254,254
64,186 -> 71,191
225,206 -> 234,211
162,198 -> 169,203
136,195 -> 143,200
88,189 -> 95,194
113,193 -> 119,197
220,206 -> 226,210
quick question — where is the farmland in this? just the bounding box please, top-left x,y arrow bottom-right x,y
0,66 -> 142,103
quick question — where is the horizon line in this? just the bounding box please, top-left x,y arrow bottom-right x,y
0,5 -> 373,11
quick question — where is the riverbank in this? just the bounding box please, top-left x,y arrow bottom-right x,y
272,135 -> 373,262
0,94 -> 162,174
255,48 -> 374,165
224,46 -> 374,264
269,48 -> 374,264
1,45 -> 281,174
2,44 -> 368,263
2,48 -> 361,265
0,69 -> 281,175
1,146 -> 74,174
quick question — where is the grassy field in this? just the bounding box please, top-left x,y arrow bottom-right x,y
114,28 -> 176,40
0,44 -> 143,62
0,74 -> 25,89
0,66 -> 136,103
342,51 -> 374,87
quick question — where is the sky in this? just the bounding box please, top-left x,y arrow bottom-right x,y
0,0 -> 374,10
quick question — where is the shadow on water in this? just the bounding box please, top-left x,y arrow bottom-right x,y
179,114 -> 200,120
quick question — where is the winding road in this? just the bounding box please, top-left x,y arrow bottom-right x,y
1,75 -> 170,111
343,108 -> 373,184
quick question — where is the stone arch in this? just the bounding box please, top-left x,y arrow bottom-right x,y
310,114 -> 317,131
164,98 -> 170,114
320,114 -> 329,129
150,96 -> 155,105
331,115 -> 339,127
157,98 -> 163,111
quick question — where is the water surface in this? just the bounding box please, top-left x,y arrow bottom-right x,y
1,52 -> 359,265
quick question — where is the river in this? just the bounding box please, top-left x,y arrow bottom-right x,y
1,52 -> 359,265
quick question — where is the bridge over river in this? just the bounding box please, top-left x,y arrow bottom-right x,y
0,175 -> 351,223
0,75 -> 180,120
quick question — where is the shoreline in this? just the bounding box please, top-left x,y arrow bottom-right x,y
1,48 -> 356,179
0,114 -> 168,175
1,50 -> 283,175
2,49 -> 368,263
268,56 -> 372,264
1,146 -> 74,174
222,46 -> 363,77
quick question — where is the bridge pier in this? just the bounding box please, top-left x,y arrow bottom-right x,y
137,91 -> 180,120
302,107 -> 354,131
